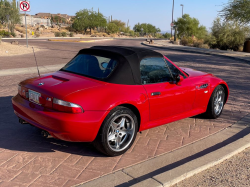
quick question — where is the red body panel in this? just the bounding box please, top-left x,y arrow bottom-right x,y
12,61 -> 229,142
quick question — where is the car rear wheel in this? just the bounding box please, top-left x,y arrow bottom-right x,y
94,106 -> 138,156
205,85 -> 225,119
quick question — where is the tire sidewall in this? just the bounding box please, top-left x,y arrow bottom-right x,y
101,107 -> 138,156
209,85 -> 225,118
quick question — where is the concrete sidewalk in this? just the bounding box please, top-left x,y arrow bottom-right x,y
142,40 -> 250,64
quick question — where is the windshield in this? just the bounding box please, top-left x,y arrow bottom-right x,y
61,54 -> 118,79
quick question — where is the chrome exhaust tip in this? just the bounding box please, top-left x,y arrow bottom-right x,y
41,130 -> 52,138
19,118 -> 28,124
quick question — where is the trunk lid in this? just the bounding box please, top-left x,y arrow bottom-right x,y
21,71 -> 105,99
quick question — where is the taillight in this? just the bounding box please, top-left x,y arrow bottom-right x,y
18,85 -> 28,99
18,85 -> 22,95
53,98 -> 83,113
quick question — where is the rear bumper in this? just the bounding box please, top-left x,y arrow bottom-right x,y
12,94 -> 109,142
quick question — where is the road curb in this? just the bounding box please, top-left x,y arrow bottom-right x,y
48,38 -> 114,43
76,115 -> 250,187
141,42 -> 250,65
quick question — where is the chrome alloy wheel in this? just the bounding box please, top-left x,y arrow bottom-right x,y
214,90 -> 225,115
107,114 -> 135,152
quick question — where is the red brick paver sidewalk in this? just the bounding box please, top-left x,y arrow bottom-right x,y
0,49 -> 249,187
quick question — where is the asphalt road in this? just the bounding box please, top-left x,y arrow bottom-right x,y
0,39 -> 249,187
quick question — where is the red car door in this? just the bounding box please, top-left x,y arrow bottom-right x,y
141,57 -> 196,122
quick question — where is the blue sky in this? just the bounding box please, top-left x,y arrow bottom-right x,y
27,0 -> 229,32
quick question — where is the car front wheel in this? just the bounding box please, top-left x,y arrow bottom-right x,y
205,85 -> 225,119
94,106 -> 138,156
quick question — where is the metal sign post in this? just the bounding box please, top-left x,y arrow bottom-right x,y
19,1 -> 30,48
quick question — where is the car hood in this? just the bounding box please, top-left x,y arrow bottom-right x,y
180,67 -> 212,77
20,71 -> 105,99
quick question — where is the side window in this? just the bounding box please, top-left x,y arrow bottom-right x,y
165,60 -> 186,79
140,57 -> 173,84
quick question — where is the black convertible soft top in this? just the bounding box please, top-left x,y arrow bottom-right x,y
77,46 -> 163,85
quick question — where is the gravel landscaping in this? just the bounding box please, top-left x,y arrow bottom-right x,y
173,147 -> 250,187
0,41 -> 43,57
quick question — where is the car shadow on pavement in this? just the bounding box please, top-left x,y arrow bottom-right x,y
0,96 -> 105,157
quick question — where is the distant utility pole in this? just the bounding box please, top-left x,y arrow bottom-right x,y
180,4 -> 184,17
171,0 -> 174,37
127,19 -> 129,28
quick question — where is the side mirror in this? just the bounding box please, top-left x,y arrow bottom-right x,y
176,75 -> 184,86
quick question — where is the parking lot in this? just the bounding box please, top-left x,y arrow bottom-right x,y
0,39 -> 249,187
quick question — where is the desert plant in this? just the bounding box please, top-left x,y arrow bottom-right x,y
193,39 -> 204,48
11,32 -> 16,37
162,32 -> 171,39
0,30 -> 10,37
211,17 -> 249,50
35,32 -> 40,37
103,33 -> 108,37
174,14 -> 207,39
200,44 -> 210,49
55,32 -> 62,37
61,32 -> 67,37
107,22 -> 119,34
69,32 -> 74,37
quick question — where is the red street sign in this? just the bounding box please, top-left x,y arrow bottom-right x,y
20,1 -> 30,12
171,22 -> 174,27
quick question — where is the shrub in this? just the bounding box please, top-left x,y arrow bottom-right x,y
103,33 -> 108,37
211,18 -> 249,50
11,32 -> 16,37
162,32 -> 171,39
0,30 -> 11,37
238,45 -> 244,52
107,23 -> 119,34
61,32 -> 67,37
97,33 -> 103,37
35,32 -> 40,37
55,32 -> 61,37
193,39 -> 204,48
69,32 -> 74,37
200,44 -> 210,49
15,26 -> 26,34
181,36 -> 194,46
21,34 -> 24,38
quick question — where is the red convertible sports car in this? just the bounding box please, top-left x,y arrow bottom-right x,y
12,46 -> 229,156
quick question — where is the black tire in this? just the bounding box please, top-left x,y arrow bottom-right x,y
93,106 -> 138,157
205,85 -> 225,119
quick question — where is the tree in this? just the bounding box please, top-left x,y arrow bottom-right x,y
72,9 -> 90,33
174,14 -> 207,39
107,22 -> 118,34
211,17 -> 249,50
111,20 -> 126,32
220,0 -> 250,24
72,9 -> 107,34
133,23 -> 160,36
0,0 -> 20,28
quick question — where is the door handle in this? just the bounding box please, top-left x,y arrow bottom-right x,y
151,92 -> 161,96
